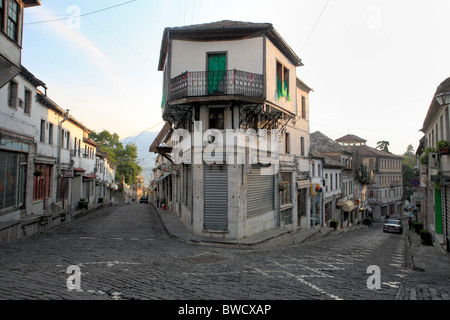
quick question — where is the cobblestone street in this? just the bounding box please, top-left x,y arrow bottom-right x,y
0,204 -> 449,301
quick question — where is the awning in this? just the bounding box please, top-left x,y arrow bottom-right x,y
364,205 -> 373,212
156,173 -> 172,183
342,200 -> 355,212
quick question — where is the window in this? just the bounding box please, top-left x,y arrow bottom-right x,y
0,151 -> 21,209
48,123 -> 54,145
209,107 -> 224,130
7,0 -> 19,42
40,120 -> 45,143
276,61 -> 290,100
301,96 -> 306,119
300,137 -> 305,156
66,132 -> 70,150
0,0 -> 4,32
285,132 -> 290,154
24,88 -> 32,115
8,80 -> 18,109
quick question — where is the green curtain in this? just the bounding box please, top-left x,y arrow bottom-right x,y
208,54 -> 226,94
277,77 -> 291,101
161,90 -> 166,109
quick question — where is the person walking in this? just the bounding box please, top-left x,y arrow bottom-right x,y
408,217 -> 413,230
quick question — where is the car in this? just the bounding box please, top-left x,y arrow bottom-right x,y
383,219 -> 403,234
139,196 -> 148,204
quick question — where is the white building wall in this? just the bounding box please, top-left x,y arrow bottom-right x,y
170,37 -> 264,78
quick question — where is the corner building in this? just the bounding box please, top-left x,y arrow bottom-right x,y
151,21 -> 312,239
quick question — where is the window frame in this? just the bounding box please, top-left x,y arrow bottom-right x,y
276,60 -> 290,99
7,0 -> 20,43
48,123 -> 54,145
208,107 -> 225,130
0,0 -> 4,32
24,87 -> 32,115
39,119 -> 45,143
285,132 -> 290,154
8,79 -> 18,109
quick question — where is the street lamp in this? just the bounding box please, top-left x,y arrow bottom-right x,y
435,92 -> 450,106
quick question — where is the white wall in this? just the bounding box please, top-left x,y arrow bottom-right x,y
170,37 -> 264,78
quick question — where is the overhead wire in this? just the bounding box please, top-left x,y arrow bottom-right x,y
299,0 -> 331,54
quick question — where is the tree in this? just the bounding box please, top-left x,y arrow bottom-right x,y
89,130 -> 142,185
404,144 -> 415,157
89,130 -> 121,163
376,141 -> 390,153
402,144 -> 417,200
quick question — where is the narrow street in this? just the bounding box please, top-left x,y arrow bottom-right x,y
0,204 -> 448,301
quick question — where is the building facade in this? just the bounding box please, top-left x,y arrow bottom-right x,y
151,20 -> 312,239
418,76 -> 450,253
0,66 -> 116,224
0,0 -> 41,89
336,134 -> 404,222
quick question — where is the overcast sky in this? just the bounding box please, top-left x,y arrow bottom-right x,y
21,0 -> 450,156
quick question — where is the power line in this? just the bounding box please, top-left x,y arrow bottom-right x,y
299,0 -> 331,54
24,0 -> 137,25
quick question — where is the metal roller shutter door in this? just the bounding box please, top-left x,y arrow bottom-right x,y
204,165 -> 228,231
247,169 -> 274,217
187,165 -> 192,209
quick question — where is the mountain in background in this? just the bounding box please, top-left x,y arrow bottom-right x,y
122,131 -> 159,186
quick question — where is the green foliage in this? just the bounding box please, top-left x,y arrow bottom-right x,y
404,144 -> 415,157
376,141 -> 390,153
436,140 -> 450,150
402,146 -> 416,200
89,130 -> 142,185
419,147 -> 436,164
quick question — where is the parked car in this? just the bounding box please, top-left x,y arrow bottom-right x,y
140,196 -> 148,204
383,219 -> 403,234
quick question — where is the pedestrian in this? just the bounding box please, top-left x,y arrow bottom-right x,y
408,217 -> 412,230
369,216 -> 373,228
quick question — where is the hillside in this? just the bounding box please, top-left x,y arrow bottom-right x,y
122,131 -> 159,186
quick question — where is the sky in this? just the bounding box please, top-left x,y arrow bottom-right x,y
21,0 -> 450,157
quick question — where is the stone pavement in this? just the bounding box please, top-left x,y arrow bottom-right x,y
154,205 -> 450,270
406,225 -> 450,273
152,204 -> 368,250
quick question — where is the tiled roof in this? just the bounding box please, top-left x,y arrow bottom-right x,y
351,145 -> 404,159
158,20 -> 303,71
310,131 -> 350,154
335,134 -> 367,143
166,20 -> 273,31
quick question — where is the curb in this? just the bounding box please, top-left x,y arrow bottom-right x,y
151,203 -> 369,250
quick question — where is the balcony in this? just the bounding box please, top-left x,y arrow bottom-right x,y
168,69 -> 264,102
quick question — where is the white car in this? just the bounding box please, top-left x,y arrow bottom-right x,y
383,219 -> 403,234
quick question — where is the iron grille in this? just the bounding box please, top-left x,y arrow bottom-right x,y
0,151 -> 19,210
170,70 -> 264,101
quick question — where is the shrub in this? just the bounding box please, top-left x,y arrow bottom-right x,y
414,222 -> 424,234
330,220 -> 339,229
419,229 -> 433,245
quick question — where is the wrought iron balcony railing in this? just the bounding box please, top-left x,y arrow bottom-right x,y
169,70 -> 264,101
